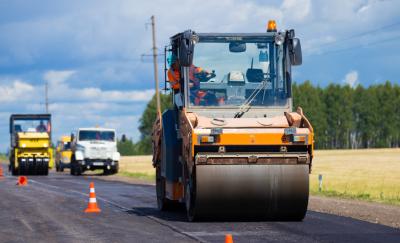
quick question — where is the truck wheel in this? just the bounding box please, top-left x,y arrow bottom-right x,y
19,160 -> 26,175
156,165 -> 174,211
70,163 -> 74,175
43,162 -> 49,175
11,161 -> 18,176
60,163 -> 64,172
74,162 -> 82,176
111,164 -> 119,174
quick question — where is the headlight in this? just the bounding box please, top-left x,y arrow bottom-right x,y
199,135 -> 218,143
76,144 -> 85,151
275,33 -> 284,46
292,135 -> 307,143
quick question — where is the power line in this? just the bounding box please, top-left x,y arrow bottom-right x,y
309,34 -> 400,56
309,20 -> 400,51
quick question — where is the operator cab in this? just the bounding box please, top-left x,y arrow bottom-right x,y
9,114 -> 52,146
165,21 -> 302,118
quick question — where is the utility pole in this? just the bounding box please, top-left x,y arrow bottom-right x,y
150,15 -> 162,122
45,81 -> 49,113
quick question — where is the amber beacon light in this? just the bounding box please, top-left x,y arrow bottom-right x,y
267,20 -> 277,32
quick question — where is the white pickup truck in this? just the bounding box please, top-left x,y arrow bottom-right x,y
70,127 -> 120,175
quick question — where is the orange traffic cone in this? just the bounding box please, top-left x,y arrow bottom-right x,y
84,182 -> 101,213
0,167 -> 4,179
225,234 -> 233,243
17,176 -> 28,186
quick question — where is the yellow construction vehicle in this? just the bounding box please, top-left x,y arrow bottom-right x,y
152,21 -> 313,221
55,135 -> 72,172
9,114 -> 53,175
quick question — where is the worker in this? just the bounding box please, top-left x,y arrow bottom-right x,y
36,120 -> 47,132
167,54 -> 181,90
167,53 -> 217,105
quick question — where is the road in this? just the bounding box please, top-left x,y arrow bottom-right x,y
0,164 -> 399,243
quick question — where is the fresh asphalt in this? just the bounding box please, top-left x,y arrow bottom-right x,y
0,164 -> 399,243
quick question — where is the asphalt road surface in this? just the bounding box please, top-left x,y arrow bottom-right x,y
0,164 -> 399,243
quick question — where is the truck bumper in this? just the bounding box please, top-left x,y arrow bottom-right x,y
81,159 -> 118,170
59,162 -> 71,169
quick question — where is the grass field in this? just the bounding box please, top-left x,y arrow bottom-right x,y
0,154 -> 7,164
119,155 -> 155,181
119,149 -> 400,205
311,149 -> 400,205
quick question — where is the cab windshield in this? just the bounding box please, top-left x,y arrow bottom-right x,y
188,36 -> 288,108
13,119 -> 51,133
79,131 -> 115,142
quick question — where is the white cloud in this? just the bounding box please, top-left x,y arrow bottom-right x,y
44,70 -> 76,85
343,70 -> 359,87
77,88 -> 154,102
281,0 -> 311,21
0,71 -> 154,151
0,80 -> 35,102
41,69 -> 155,103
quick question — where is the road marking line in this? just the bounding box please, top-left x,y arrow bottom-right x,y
20,218 -> 34,232
28,179 -> 207,243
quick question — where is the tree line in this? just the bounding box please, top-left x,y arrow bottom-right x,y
118,81 -> 400,155
293,81 -> 400,149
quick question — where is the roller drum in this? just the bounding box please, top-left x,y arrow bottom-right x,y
192,164 -> 309,220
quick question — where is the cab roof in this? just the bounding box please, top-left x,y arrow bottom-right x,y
60,135 -> 72,142
78,127 -> 116,132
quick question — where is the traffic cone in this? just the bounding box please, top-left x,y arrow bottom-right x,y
0,167 -> 3,179
17,176 -> 28,186
84,182 -> 101,213
225,234 -> 233,243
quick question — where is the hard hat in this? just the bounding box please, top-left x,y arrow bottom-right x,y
167,53 -> 177,66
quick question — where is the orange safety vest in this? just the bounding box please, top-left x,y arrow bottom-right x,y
167,69 -> 180,90
189,66 -> 203,81
194,90 -> 207,105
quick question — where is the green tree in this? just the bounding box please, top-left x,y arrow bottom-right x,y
117,135 -> 137,156
136,93 -> 172,154
293,81 -> 328,149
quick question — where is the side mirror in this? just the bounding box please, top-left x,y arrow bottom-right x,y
289,38 -> 302,66
179,30 -> 194,67
229,42 -> 246,52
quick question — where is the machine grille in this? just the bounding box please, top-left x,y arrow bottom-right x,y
194,145 -> 310,154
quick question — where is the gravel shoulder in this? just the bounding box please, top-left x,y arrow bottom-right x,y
309,195 -> 400,229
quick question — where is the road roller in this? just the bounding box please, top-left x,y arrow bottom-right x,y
9,114 -> 53,175
152,21 -> 314,221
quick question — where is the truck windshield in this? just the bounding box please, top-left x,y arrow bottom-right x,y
188,37 -> 288,108
13,119 -> 51,133
79,131 -> 115,142
63,142 -> 71,150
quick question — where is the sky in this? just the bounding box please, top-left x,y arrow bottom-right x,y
0,0 -> 399,152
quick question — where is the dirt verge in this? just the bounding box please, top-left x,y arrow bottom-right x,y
309,195 -> 400,229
